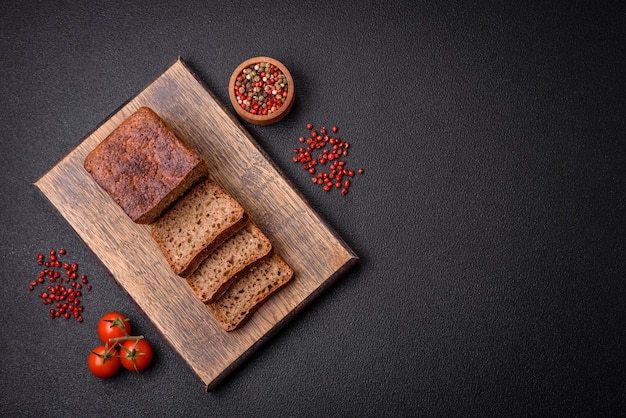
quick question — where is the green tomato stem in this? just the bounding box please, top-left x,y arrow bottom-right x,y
109,334 -> 144,343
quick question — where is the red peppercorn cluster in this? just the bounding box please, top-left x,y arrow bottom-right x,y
292,124 -> 364,195
233,61 -> 288,115
28,249 -> 92,322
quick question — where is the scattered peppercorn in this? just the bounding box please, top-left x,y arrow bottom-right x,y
233,61 -> 289,115
28,248 -> 92,322
293,124 -> 364,196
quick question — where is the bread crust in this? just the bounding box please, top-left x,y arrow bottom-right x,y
84,107 -> 207,224
186,222 -> 273,303
176,213 -> 248,277
209,254 -> 294,331
150,178 -> 247,277
203,250 -> 272,302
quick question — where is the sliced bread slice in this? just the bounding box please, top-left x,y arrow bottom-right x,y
209,254 -> 294,331
185,222 -> 273,303
151,178 -> 247,277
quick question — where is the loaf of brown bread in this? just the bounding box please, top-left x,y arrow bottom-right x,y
84,107 -> 208,224
151,178 -> 247,277
209,254 -> 294,331
186,222 -> 273,303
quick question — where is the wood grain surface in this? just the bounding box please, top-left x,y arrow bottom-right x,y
34,57 -> 358,390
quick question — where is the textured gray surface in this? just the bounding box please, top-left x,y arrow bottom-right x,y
1,1 -> 624,416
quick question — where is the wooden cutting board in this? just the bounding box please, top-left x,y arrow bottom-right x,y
34,57 -> 358,390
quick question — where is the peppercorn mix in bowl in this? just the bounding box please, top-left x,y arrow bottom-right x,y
229,56 -> 295,126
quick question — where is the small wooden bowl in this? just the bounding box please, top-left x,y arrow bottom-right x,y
229,56 -> 295,126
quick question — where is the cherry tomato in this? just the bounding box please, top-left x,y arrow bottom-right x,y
87,345 -> 121,378
97,312 -> 130,346
119,338 -> 153,372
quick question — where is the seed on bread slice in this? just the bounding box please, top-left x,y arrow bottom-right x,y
185,222 -> 273,303
209,254 -> 294,331
151,178 -> 247,277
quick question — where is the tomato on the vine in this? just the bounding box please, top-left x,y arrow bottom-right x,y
87,345 -> 121,378
119,338 -> 153,372
97,312 -> 130,345
89,311 -> 154,378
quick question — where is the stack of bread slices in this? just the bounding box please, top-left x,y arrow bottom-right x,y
84,106 -> 293,331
